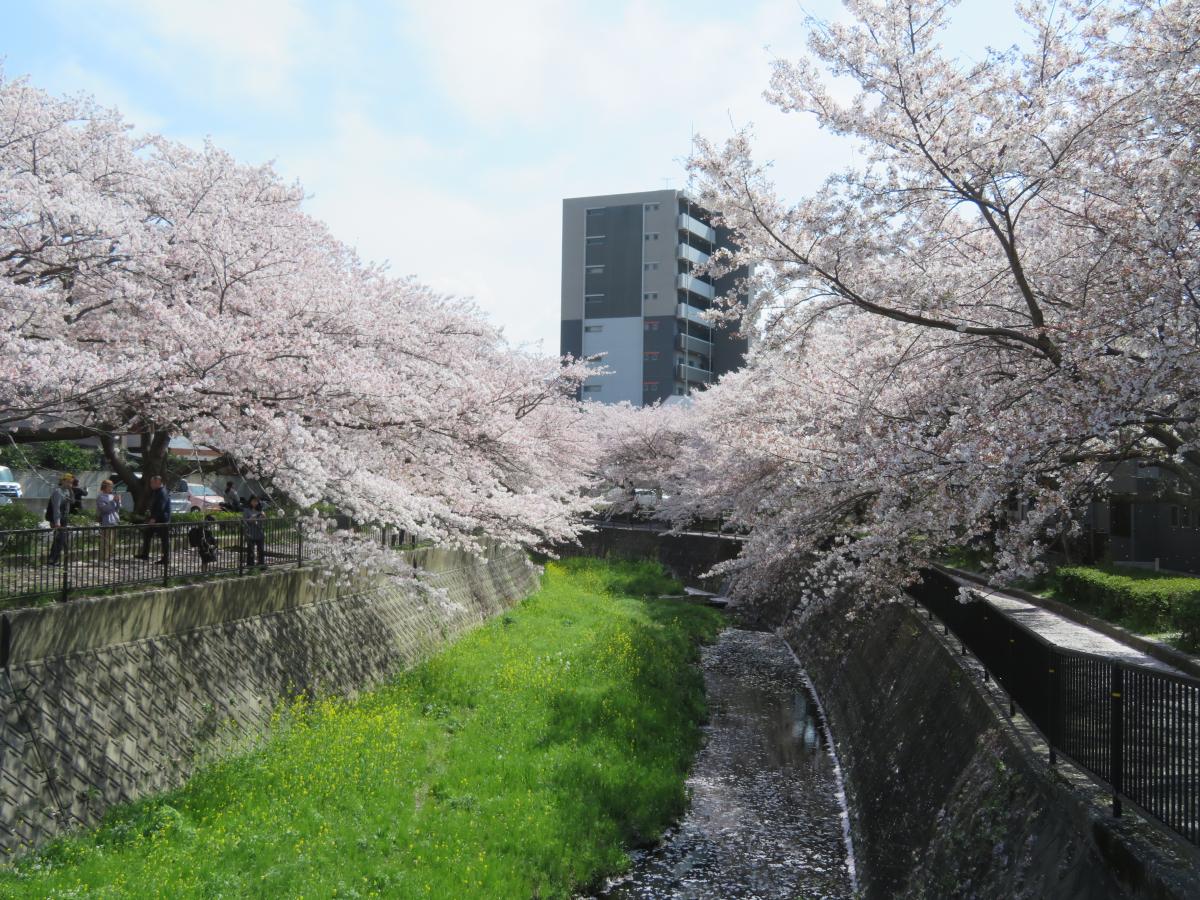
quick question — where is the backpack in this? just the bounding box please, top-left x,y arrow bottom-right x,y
45,496 -> 54,523
187,525 -> 203,548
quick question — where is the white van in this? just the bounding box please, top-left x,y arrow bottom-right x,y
0,466 -> 22,500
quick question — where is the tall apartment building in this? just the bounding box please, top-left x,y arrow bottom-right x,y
560,189 -> 748,405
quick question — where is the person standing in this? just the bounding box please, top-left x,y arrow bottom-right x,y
95,479 -> 121,562
135,475 -> 172,565
243,495 -> 266,567
70,477 -> 86,514
46,474 -> 73,565
222,481 -> 241,512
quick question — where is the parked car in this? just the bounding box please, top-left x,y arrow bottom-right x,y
173,482 -> 224,513
0,466 -> 22,500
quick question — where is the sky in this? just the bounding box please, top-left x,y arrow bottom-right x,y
2,0 -> 1028,353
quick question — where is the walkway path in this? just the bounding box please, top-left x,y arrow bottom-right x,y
944,570 -> 1188,675
593,629 -> 854,899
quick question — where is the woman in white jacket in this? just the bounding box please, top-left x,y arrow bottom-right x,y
95,479 -> 121,562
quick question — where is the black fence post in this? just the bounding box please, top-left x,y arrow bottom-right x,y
1008,636 -> 1017,717
1048,647 -> 1058,766
1111,664 -> 1124,817
297,522 -> 303,567
238,522 -> 246,577
60,528 -> 70,603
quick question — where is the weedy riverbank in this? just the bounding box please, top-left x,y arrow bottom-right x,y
0,558 -> 723,898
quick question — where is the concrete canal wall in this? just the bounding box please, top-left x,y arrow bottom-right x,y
565,526 -> 742,590
784,598 -> 1200,900
0,544 -> 538,854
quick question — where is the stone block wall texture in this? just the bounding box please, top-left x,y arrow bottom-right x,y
784,599 -> 1200,900
564,528 -> 742,590
0,544 -> 538,855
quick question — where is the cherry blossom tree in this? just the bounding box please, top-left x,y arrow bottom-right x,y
648,0 -> 1200,606
1,71 -> 598,551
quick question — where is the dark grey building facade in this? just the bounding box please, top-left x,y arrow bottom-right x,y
1083,464 -> 1200,574
561,190 -> 748,405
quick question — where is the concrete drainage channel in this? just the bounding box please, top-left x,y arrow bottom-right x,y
626,584 -> 1200,898
591,628 -> 856,899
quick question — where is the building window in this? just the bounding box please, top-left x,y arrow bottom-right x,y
1171,505 -> 1180,527
644,320 -> 660,331
642,381 -> 659,391
644,232 -> 659,241
585,265 -> 604,275
676,386 -> 685,395
643,292 -> 658,301
644,262 -> 659,271
586,208 -> 605,216
584,325 -> 603,333
644,202 -> 660,211
582,385 -> 602,393
1183,508 -> 1192,528
586,236 -> 605,245
643,351 -> 659,361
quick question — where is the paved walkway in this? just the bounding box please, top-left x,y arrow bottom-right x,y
944,571 -> 1188,676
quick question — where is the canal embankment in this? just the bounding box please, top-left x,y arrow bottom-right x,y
783,596 -> 1200,899
0,541 -> 538,855
0,558 -> 724,897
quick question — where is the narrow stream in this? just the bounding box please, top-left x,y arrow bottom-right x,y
594,628 -> 854,899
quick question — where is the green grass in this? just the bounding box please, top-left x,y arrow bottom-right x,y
1048,565 -> 1200,652
0,557 -> 724,898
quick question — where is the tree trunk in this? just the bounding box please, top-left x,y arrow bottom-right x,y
99,430 -> 172,516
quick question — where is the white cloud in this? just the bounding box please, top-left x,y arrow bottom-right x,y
9,0 -> 1035,358
262,0 -> 858,353
275,109 -> 564,351
65,0 -> 316,108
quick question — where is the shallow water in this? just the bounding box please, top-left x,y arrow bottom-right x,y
593,629 -> 854,900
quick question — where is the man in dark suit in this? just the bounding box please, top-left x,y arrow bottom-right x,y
46,473 -> 73,565
135,475 -> 172,565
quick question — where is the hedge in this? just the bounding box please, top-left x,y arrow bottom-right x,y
1055,566 -> 1200,650
0,503 -> 40,530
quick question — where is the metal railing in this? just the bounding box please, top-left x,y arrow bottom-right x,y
0,517 -> 425,606
0,518 -> 318,604
910,568 -> 1200,846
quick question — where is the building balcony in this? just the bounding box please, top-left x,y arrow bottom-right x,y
676,302 -> 710,326
676,242 -> 710,267
675,332 -> 713,356
676,273 -> 715,300
677,212 -> 716,244
675,362 -> 714,384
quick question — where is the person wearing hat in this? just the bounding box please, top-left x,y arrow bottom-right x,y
46,473 -> 73,565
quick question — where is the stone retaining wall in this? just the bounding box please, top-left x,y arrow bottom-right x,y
0,544 -> 538,855
784,598 -> 1200,900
